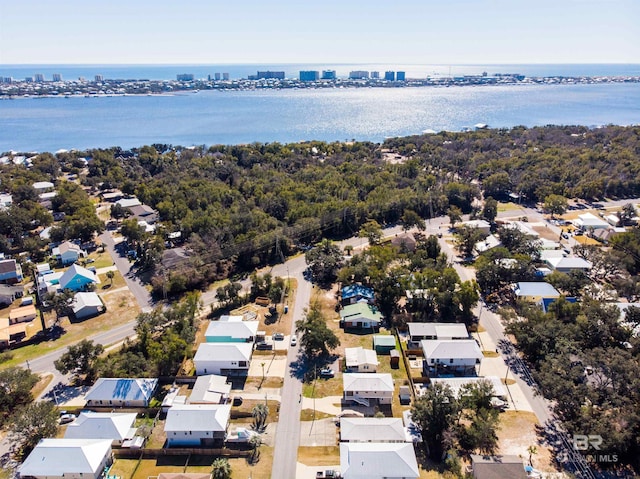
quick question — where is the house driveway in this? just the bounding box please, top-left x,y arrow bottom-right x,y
299,418 -> 338,446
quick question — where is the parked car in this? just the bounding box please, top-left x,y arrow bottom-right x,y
232,396 -> 243,406
290,336 -> 297,347
319,368 -> 335,378
59,413 -> 76,424
255,342 -> 273,350
272,332 -> 285,341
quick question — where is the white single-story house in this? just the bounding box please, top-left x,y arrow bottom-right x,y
343,373 -> 394,407
340,417 -> 409,443
340,442 -> 419,479
194,342 -> 253,376
115,197 -> 142,208
345,347 -> 379,373
573,212 -> 610,230
204,318 -> 259,343
72,291 -> 106,320
475,234 -> 502,254
502,220 -> 539,238
539,249 -> 566,262
513,282 -> 560,303
188,374 -> 232,404
165,404 -> 231,447
421,339 -> 483,376
17,438 -> 113,479
545,256 -> 592,274
84,378 -> 158,407
64,412 -> 137,446
8,304 -> 37,325
407,323 -> 469,342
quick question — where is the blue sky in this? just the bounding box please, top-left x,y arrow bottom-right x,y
1,0 -> 638,64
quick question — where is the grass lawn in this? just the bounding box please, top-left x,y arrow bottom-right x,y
300,409 -> 334,421
228,445 -> 274,479
243,376 -> 284,390
31,372 -> 53,398
497,202 -> 524,213
109,458 -> 140,479
98,269 -> 127,290
498,410 -> 556,472
231,399 -> 280,425
303,376 -> 342,398
298,446 -> 340,466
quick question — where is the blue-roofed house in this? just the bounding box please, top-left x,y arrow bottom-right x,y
59,264 -> 99,292
539,296 -> 578,313
341,284 -> 375,306
84,378 -> 158,407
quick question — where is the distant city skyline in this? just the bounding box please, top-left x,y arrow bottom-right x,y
0,0 -> 638,65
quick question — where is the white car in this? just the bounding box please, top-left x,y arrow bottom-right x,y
290,336 -> 297,346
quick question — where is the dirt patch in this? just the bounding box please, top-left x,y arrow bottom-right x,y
298,446 -> 340,466
497,411 -> 557,472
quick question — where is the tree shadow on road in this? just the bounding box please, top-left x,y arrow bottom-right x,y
289,351 -> 339,382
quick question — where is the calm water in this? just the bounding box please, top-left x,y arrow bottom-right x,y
1,65 -> 640,152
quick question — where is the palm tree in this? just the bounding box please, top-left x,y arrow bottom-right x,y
247,434 -> 262,465
211,457 -> 232,479
106,270 -> 115,286
252,403 -> 268,432
527,445 -> 538,466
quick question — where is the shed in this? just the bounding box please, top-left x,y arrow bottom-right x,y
389,349 -> 400,368
373,335 -> 396,355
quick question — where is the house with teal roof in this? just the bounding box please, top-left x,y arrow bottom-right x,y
340,303 -> 384,332
59,264 -> 99,292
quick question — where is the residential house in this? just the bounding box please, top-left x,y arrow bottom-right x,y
204,318 -> 259,343
343,373 -> 394,407
345,347 -> 379,373
341,284 -> 375,306
188,374 -> 232,404
339,442 -> 419,479
421,339 -> 483,376
165,404 -> 231,447
460,219 -> 491,234
340,303 -> 384,331
128,204 -> 159,224
0,193 -> 12,209
0,284 -> 23,306
0,317 -> 28,347
9,304 -> 37,324
340,417 -> 408,443
64,412 -> 137,446
33,181 -> 54,192
475,234 -> 502,254
407,323 -> 469,342
574,212 -> 610,231
390,232 -> 417,252
469,454 -> 527,479
115,197 -> 142,208
71,292 -> 106,320
513,282 -> 560,303
84,378 -> 158,407
59,263 -> 99,292
545,256 -> 592,274
37,271 -> 64,295
52,241 -> 85,265
372,335 -> 396,355
194,342 -> 253,376
17,438 -> 113,479
0,259 -> 22,284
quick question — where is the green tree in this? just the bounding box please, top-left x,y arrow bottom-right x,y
295,303 -> 340,357
482,172 -> 511,200
411,382 -> 458,460
454,225 -> 486,258
54,339 -> 104,383
0,367 -> 39,424
447,206 -> 463,229
456,280 -> 479,323
401,209 -> 425,232
8,401 -> 58,459
305,239 -> 343,285
106,270 -> 115,286
482,197 -> 498,222
211,458 -> 232,479
543,194 -> 568,218
359,219 -> 383,245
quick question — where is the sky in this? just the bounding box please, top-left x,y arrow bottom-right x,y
0,0 -> 639,65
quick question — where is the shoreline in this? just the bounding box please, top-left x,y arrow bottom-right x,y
2,74 -> 640,99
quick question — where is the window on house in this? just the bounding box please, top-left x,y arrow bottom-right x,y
449,359 -> 454,364
239,361 -> 247,367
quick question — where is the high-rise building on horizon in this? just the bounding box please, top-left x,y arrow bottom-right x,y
371,71 -> 380,79
349,70 -> 369,80
215,72 -> 221,81
396,71 -> 406,81
299,70 -> 319,82
177,73 -> 194,81
222,73 -> 229,80
34,73 -> 44,82
52,73 -> 62,82
256,71 -> 285,80
321,70 -> 336,80
384,71 -> 395,81
94,75 -> 104,82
